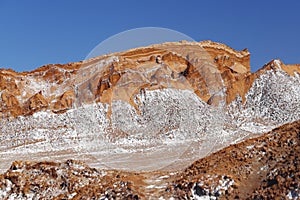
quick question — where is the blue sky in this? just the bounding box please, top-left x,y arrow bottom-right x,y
0,0 -> 299,72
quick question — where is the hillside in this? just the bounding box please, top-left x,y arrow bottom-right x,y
1,120 -> 299,199
0,40 -> 300,199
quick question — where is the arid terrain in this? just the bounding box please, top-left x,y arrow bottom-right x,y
0,41 -> 300,199
1,120 -> 299,199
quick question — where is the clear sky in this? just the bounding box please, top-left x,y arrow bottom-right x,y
0,0 -> 299,72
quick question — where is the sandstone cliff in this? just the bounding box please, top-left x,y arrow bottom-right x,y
1,41 -> 299,119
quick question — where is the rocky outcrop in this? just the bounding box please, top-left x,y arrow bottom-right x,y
0,160 -> 142,199
24,91 -> 48,115
51,90 -> 75,113
0,40 -> 284,118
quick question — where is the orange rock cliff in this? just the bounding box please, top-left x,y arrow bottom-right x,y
0,41 -> 299,119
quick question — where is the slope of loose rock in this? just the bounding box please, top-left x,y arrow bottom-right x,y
0,120 -> 299,199
166,120 -> 300,199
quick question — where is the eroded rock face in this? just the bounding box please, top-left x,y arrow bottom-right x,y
0,41 -> 299,119
0,41 -> 300,173
0,41 -> 252,118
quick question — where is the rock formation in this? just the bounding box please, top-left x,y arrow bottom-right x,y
0,40 -> 300,199
0,41 -> 299,118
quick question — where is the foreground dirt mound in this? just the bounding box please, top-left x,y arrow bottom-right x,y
167,120 -> 300,199
1,120 -> 299,199
0,160 -> 143,199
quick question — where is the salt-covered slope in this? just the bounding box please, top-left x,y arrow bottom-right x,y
0,41 -> 300,173
1,120 -> 299,199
